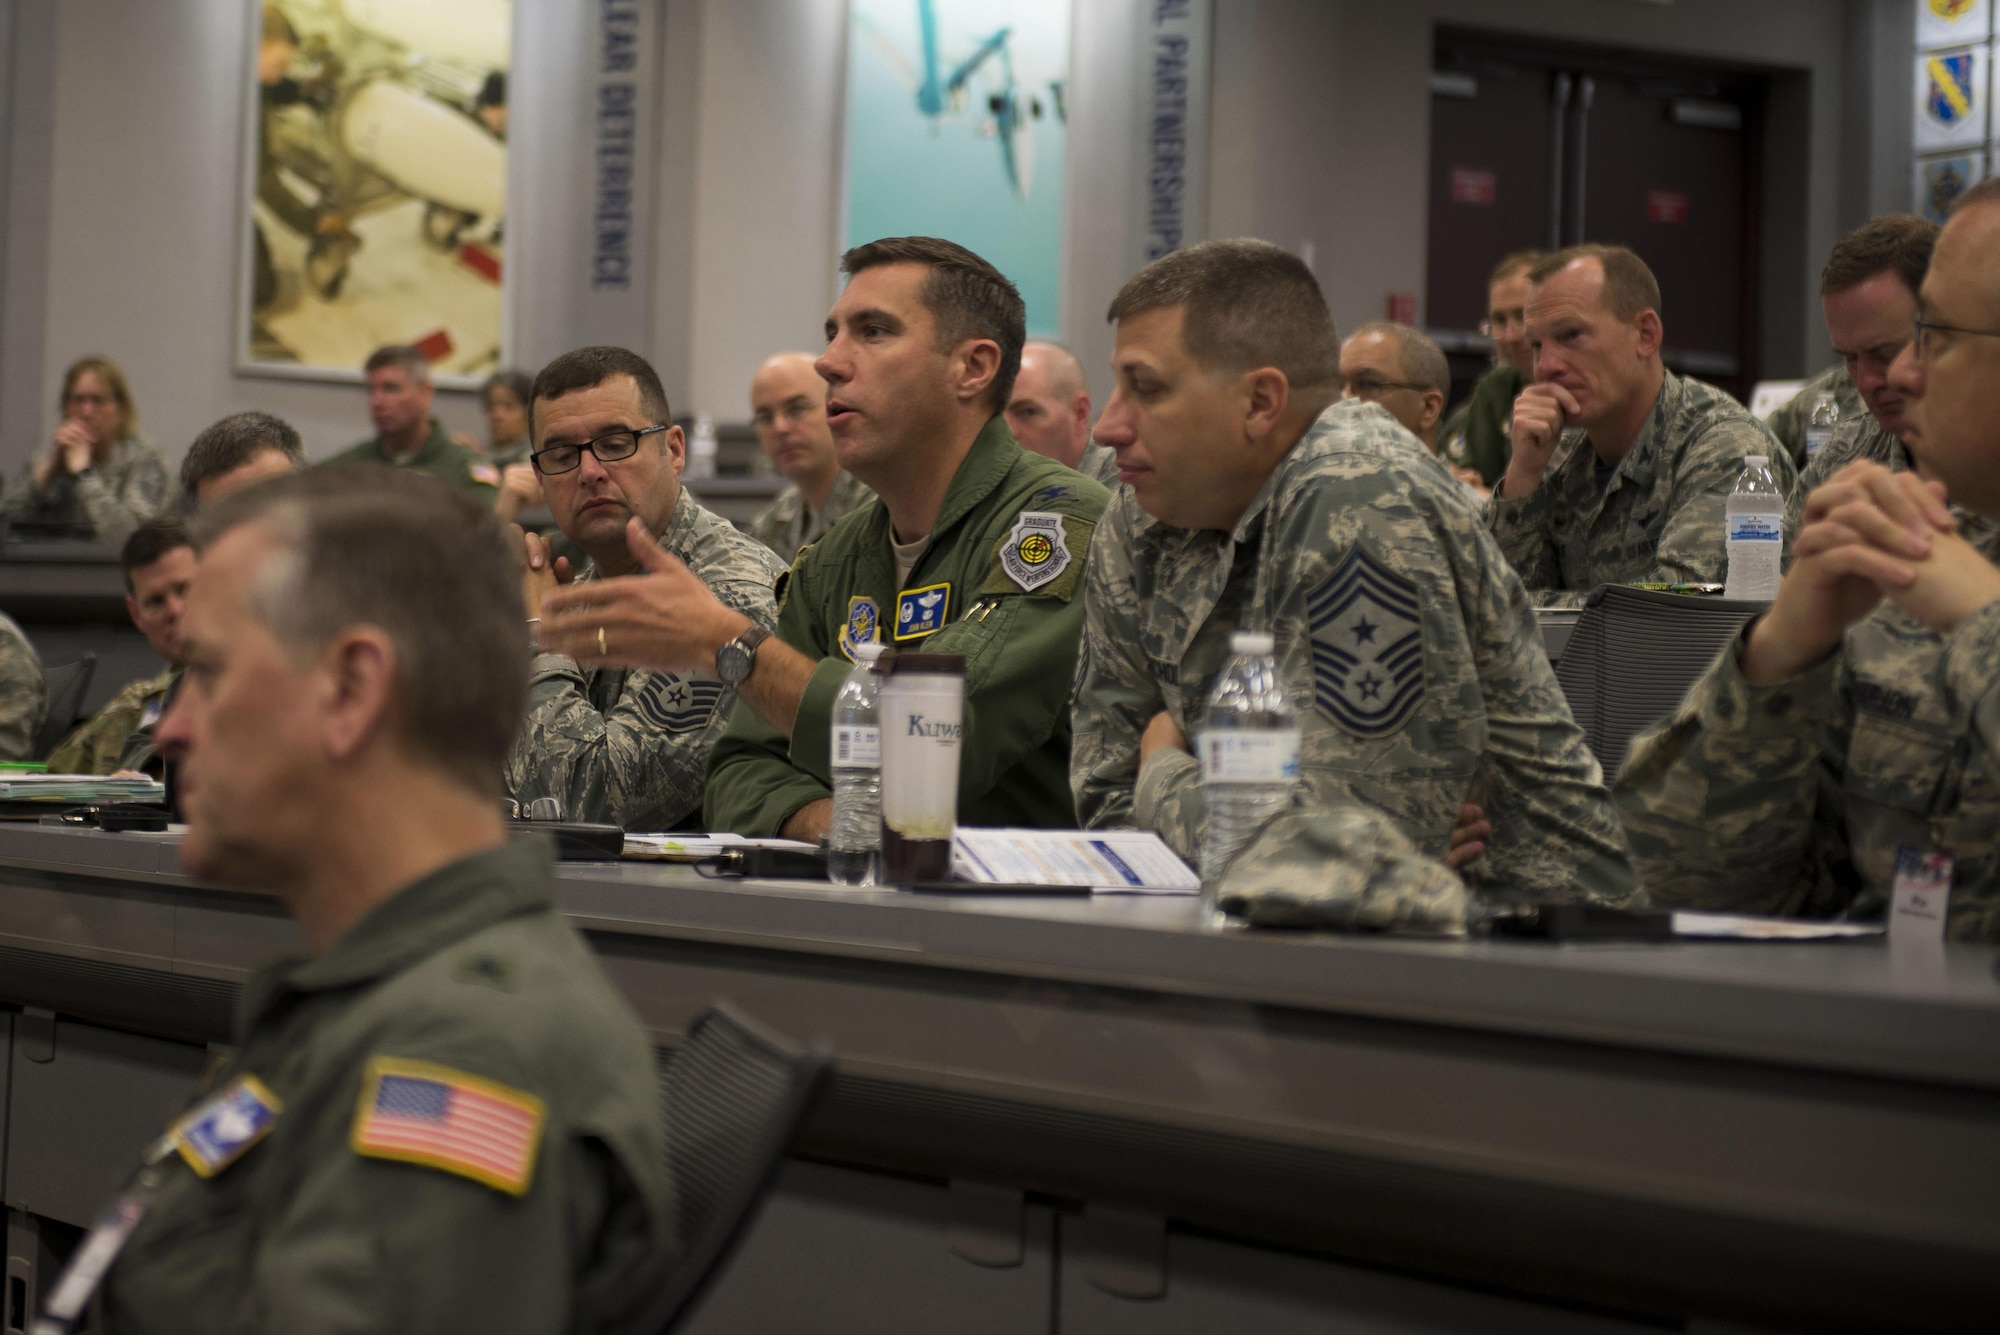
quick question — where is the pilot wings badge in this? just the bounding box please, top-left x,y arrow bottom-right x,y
1306,547 -> 1425,737
1000,511 -> 1071,592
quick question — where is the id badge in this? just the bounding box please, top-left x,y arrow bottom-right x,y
33,1188 -> 156,1334
1890,846 -> 1953,942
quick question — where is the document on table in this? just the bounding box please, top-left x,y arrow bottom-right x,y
951,828 -> 1200,894
623,832 -> 819,862
1669,912 -> 1883,941
0,775 -> 165,804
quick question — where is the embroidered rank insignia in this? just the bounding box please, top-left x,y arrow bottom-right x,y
632,673 -> 725,733
351,1057 -> 545,1196
840,595 -> 880,661
170,1075 -> 282,1178
1030,484 -> 1074,507
999,511 -> 1072,592
894,583 -> 951,641
1306,547 -> 1425,737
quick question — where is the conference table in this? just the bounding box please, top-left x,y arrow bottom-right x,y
0,824 -> 1993,1332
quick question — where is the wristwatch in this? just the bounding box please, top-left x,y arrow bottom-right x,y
715,625 -> 771,686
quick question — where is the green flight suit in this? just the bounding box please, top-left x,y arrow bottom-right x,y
323,418 -> 500,504
704,418 -> 1109,834
102,839 -> 676,1335
1437,362 -> 1523,488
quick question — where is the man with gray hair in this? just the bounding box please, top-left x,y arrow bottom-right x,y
179,410 -> 306,509
323,344 -> 499,503
85,467 -> 676,1329
1073,238 -> 1637,907
1341,322 -> 1487,496
1006,340 -> 1119,485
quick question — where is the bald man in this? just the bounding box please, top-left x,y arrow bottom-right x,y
1007,341 -> 1120,486
1340,322 -> 1486,497
746,351 -> 873,562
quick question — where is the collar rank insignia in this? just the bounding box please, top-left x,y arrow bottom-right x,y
841,596 -> 880,660
1000,511 -> 1071,592
1306,546 -> 1425,737
352,1057 -> 546,1196
170,1074 -> 283,1177
894,583 -> 951,641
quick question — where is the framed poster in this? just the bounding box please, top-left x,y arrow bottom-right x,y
1915,151 -> 1986,224
1912,44 -> 1988,152
842,0 -> 1073,335
237,0 -> 511,384
1916,0 -> 1992,50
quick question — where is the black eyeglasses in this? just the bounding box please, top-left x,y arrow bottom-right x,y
1342,376 -> 1430,398
530,424 -> 668,476
1912,315 -> 2000,360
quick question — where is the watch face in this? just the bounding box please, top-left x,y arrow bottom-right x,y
717,643 -> 750,685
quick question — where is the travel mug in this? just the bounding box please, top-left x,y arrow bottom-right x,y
875,651 -> 966,882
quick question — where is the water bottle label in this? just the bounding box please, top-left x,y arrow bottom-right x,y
1201,729 -> 1302,783
1804,428 -> 1832,458
833,725 -> 881,767
1727,514 -> 1782,542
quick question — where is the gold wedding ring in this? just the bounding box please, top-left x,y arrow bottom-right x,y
597,626 -> 607,656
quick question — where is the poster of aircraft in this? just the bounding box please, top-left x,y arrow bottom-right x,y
238,0 -> 510,382
844,0 -> 1071,335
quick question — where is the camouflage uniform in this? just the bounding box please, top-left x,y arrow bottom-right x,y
1072,398 -> 1639,904
1615,514 -> 2000,941
47,667 -> 174,774
1076,442 -> 1122,489
505,488 -> 783,831
1215,799 -> 1471,935
0,614 -> 45,762
1487,370 -> 1797,608
1785,412 -> 1909,530
1764,364 -> 1866,468
4,433 -> 171,543
745,469 -> 873,564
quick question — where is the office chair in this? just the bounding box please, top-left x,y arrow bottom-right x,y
34,654 -> 98,762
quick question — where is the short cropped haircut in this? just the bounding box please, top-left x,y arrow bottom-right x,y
483,368 -> 534,411
1820,215 -> 1937,297
1954,176 -> 2000,214
120,517 -> 191,594
192,468 -> 526,798
841,236 -> 1026,410
364,345 -> 431,383
1350,322 -> 1451,395
60,356 -> 138,437
1022,340 -> 1087,399
530,346 -> 673,439
1107,238 -> 1340,394
1530,244 -> 1662,322
180,411 -> 305,509
1490,249 -> 1549,286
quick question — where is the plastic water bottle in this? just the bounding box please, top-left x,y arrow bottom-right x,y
828,641 -> 885,885
686,411 -> 718,480
1199,631 -> 1301,910
1804,392 -> 1840,460
1724,454 -> 1784,601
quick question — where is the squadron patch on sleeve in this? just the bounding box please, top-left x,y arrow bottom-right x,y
1307,546 -> 1425,737
1000,511 -> 1072,592
632,673 -> 726,733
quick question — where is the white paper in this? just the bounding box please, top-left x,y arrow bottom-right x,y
1669,912 -> 1883,941
622,832 -> 819,861
951,828 -> 1200,893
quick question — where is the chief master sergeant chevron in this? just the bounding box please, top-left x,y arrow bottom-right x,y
1071,239 -> 1637,904
535,237 -> 1107,838
90,468 -> 673,1333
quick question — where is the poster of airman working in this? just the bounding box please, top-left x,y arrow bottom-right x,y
240,0 -> 510,382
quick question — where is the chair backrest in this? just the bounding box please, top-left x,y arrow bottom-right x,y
34,654 -> 97,761
1552,586 -> 1762,776
642,1001 -> 832,1333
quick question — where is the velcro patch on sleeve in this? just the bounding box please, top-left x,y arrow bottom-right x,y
351,1057 -> 546,1196
979,514 -> 1094,602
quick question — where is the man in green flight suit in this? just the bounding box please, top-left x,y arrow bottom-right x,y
321,345 -> 500,503
532,237 -> 1108,838
86,468 -> 674,1333
1438,249 -> 1545,488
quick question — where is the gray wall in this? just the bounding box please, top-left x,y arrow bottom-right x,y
0,0 -> 1917,480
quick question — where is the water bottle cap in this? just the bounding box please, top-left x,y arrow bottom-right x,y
1230,631 -> 1276,654
1744,454 -> 1767,467
852,641 -> 885,664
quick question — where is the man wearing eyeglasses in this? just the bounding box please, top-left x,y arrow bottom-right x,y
1617,181 -> 2000,941
1438,250 -> 1544,489
1339,322 -> 1486,497
1782,215 -> 1938,529
503,346 -> 784,831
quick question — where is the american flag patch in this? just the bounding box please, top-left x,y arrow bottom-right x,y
350,1058 -> 546,1196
